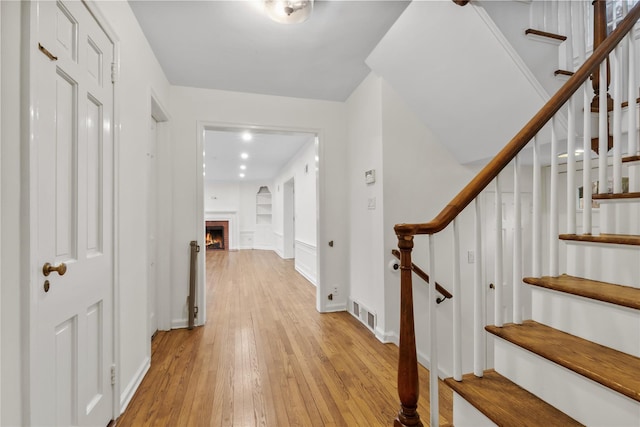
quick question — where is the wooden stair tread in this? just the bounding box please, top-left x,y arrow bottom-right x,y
444,370 -> 583,426
593,191 -> 640,201
621,97 -> 640,108
622,154 -> 640,163
559,233 -> 640,246
486,321 -> 640,402
523,274 -> 640,310
524,28 -> 567,42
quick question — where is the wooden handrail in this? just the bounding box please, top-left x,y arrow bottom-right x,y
394,1 -> 640,238
391,249 -> 453,303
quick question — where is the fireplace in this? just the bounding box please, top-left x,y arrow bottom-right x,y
205,221 -> 229,250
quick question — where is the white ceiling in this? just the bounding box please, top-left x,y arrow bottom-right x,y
204,129 -> 315,182
130,0 -> 409,182
128,0 -> 410,102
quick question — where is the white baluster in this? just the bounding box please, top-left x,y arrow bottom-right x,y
583,81 -> 593,235
513,155 -> 522,325
613,45 -> 623,193
494,175 -> 503,327
628,28 -> 639,194
532,137 -> 542,277
550,117 -> 559,276
453,219 -> 462,381
630,28 -> 638,158
567,95 -> 577,234
599,60 -> 608,194
428,234 -> 438,427
474,198 -> 484,377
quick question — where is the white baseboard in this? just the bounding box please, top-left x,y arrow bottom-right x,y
295,265 -> 317,286
253,245 -> 274,251
171,318 -> 188,329
323,302 -> 347,312
375,328 -> 398,345
119,356 -> 150,414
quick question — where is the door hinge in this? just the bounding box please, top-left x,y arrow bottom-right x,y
111,62 -> 119,83
110,365 -> 116,385
194,306 -> 199,318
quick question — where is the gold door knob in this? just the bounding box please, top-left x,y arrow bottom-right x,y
43,262 -> 67,277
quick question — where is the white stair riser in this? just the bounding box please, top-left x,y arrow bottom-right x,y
452,393 -> 497,427
494,339 -> 640,426
531,287 -> 640,357
565,243 -> 640,288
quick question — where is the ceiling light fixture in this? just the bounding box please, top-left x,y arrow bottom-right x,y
240,165 -> 247,170
242,132 -> 252,142
239,173 -> 245,178
264,0 -> 313,24
241,152 -> 249,159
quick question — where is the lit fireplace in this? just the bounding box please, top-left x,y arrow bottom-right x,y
205,221 -> 228,250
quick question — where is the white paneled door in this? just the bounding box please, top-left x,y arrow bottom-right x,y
30,1 -> 115,425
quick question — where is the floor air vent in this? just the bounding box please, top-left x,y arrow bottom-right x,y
349,299 -> 376,333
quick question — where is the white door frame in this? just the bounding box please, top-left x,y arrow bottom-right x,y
196,121 -> 323,323
283,177 -> 295,259
0,2 -> 3,422
22,0 -> 121,421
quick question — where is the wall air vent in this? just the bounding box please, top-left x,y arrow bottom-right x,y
348,299 -> 376,334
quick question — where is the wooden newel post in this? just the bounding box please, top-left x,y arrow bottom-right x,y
394,235 -> 423,427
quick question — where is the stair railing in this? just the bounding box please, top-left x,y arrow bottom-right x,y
393,3 -> 640,426
390,249 -> 452,304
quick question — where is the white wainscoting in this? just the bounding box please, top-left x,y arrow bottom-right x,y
294,239 -> 317,286
239,230 -> 254,249
204,211 -> 238,250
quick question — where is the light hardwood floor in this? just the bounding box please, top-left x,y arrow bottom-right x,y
116,249 -> 452,426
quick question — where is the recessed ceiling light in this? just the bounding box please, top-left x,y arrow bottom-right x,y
241,152 -> 249,159
240,165 -> 246,170
242,132 -> 252,142
239,173 -> 245,178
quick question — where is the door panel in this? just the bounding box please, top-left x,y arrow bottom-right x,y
32,1 -> 114,425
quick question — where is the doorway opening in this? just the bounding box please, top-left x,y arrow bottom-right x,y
197,125 -> 320,324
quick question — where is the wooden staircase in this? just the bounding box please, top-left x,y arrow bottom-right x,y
446,269 -> 640,425
392,3 -> 640,426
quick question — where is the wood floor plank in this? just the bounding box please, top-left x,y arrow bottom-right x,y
115,249 -> 453,426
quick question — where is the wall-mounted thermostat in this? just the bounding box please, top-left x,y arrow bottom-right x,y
365,169 -> 376,184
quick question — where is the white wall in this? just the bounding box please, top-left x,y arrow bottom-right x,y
346,73 -> 385,334
346,72 -> 490,376
169,85 -> 348,321
0,1 -> 172,420
94,0 -> 172,412
380,76 -> 478,378
271,138 -> 318,283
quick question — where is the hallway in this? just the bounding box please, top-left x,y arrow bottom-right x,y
116,250 -> 452,426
